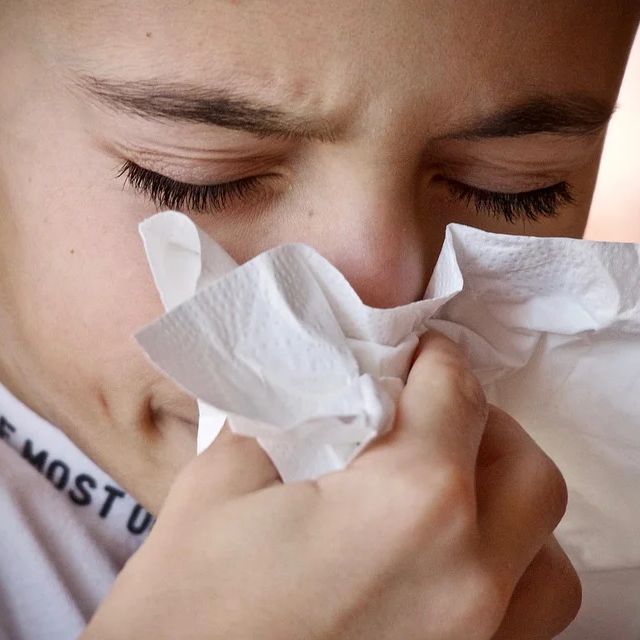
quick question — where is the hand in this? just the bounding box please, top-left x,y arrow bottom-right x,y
83,332 -> 580,639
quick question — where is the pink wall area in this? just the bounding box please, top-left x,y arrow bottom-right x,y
586,34 -> 640,243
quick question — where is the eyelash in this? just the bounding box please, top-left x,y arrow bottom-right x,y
119,159 -> 574,224
118,160 -> 265,213
446,180 -> 575,224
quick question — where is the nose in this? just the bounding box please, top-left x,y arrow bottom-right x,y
292,159 -> 438,309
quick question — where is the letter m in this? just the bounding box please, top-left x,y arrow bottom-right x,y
22,439 -> 48,473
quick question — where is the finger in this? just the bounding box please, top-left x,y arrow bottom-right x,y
185,425 -> 281,501
362,330 -> 488,473
477,406 -> 568,575
492,536 -> 582,640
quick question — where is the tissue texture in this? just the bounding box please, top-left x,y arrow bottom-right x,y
137,211 -> 640,639
137,212 -> 441,482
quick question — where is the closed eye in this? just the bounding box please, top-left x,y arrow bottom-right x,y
117,160 -> 269,213
445,179 -> 575,223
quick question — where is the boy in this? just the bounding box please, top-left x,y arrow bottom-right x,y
1,1 -> 638,637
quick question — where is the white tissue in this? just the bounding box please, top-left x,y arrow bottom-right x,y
136,210 -> 640,638
137,211 -> 440,482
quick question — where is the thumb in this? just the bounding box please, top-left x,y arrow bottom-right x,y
188,424 -> 281,501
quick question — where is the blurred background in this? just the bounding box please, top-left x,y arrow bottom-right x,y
585,32 -> 640,242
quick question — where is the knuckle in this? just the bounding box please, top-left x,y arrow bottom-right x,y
535,454 -> 569,526
438,359 -> 488,424
386,463 -> 476,542
544,542 -> 583,634
456,567 -> 511,637
555,566 -> 583,632
558,565 -> 583,630
431,463 -> 477,523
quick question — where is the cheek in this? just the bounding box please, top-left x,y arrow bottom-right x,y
0,98 -> 166,424
0,91 -> 199,502
11,203 -> 163,391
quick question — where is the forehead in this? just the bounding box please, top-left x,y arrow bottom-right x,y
36,0 -> 636,130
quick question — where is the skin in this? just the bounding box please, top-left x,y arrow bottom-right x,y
2,1 -> 637,636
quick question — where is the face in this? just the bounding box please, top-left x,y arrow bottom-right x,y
0,0 -> 637,511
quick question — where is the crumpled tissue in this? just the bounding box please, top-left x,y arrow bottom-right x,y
136,210 -> 640,639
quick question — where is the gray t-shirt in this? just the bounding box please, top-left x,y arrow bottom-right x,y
0,382 -> 152,640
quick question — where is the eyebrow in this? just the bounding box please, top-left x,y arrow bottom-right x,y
76,75 -> 339,142
443,94 -> 614,140
76,75 -> 614,142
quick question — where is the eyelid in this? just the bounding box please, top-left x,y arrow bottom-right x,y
119,157 -> 287,191
432,167 -> 568,194
102,135 -> 292,185
117,159 -> 273,213
117,160 -> 242,189
445,178 -> 575,224
430,134 -> 603,174
130,157 -> 285,186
